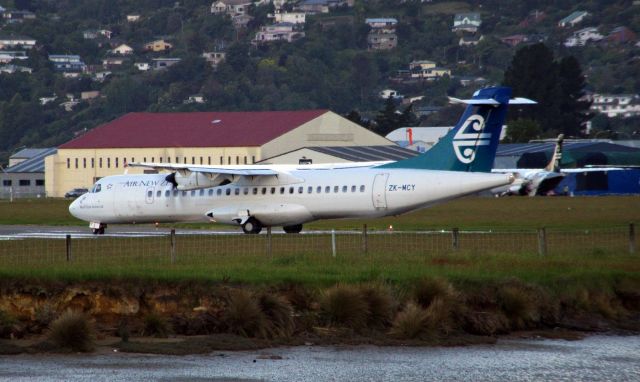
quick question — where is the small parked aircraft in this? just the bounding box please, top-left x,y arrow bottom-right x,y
69,87 -> 534,234
492,134 -> 566,196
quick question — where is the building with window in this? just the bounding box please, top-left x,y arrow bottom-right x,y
44,110 -> 393,197
1,148 -> 56,199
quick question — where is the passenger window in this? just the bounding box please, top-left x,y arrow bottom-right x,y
261,188 -> 267,195
243,188 -> 248,195
360,185 -> 365,192
217,189 -> 222,196
182,191 -> 187,196
252,188 -> 258,195
271,187 -> 276,194
289,187 -> 294,194
334,186 -> 339,193
280,187 -> 285,194
342,186 -> 347,193
298,187 -> 303,194
173,190 -> 178,197
156,190 -> 161,197
147,190 -> 153,198
234,188 -> 240,195
199,189 -> 204,196
191,190 -> 196,196
317,186 -> 322,193
325,186 -> 330,193
351,185 -> 356,192
165,190 -> 170,197
308,186 -> 313,194
208,189 -> 213,196
225,188 -> 231,196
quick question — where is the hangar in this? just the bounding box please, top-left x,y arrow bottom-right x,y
45,110 -> 392,197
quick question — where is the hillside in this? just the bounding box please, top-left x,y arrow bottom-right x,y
0,0 -> 639,163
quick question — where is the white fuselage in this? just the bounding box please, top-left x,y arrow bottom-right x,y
70,164 -> 513,227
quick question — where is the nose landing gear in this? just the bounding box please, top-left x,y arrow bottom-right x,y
90,222 -> 107,235
241,217 -> 262,234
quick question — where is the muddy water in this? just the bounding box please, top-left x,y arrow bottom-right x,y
1,335 -> 639,381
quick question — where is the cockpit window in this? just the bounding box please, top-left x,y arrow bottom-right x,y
92,184 -> 102,193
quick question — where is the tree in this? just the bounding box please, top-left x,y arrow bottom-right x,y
503,119 -> 543,143
373,97 -> 401,136
557,56 -> 591,137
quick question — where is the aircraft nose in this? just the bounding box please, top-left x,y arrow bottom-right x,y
69,198 -> 81,219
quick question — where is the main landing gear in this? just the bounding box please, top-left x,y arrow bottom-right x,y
242,217 -> 262,234
283,224 -> 303,234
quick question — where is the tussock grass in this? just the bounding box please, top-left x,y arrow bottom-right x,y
258,293 -> 294,338
48,310 -> 94,352
0,310 -> 16,339
222,290 -> 265,337
142,313 -> 171,338
360,283 -> 395,328
390,302 -> 429,339
498,284 -> 537,329
414,278 -> 457,308
320,284 -> 369,329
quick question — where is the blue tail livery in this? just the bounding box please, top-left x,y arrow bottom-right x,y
378,86 -> 535,172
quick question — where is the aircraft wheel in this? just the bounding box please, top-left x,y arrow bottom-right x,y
92,229 -> 99,235
283,224 -> 303,234
242,218 -> 262,234
98,227 -> 106,235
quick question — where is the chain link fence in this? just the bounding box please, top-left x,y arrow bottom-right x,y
0,225 -> 635,273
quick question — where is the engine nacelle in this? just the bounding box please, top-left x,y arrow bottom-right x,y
169,171 -> 232,190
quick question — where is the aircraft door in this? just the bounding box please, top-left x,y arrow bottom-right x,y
145,187 -> 154,204
372,173 -> 389,209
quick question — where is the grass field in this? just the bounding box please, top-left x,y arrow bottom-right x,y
0,196 -> 638,230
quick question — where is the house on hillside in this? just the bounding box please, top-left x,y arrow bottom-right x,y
126,14 -> 141,22
111,44 -> 134,55
102,57 -> 126,68
253,23 -> 305,45
365,18 -> 397,30
232,14 -> 253,29
0,50 -> 28,62
82,29 -> 113,40
452,12 -> 481,33
501,34 -> 528,47
49,55 -> 86,72
367,31 -> 397,50
134,62 -> 150,71
2,10 -> 36,23
210,0 -> 252,16
270,10 -> 306,24
0,64 -> 32,74
152,57 -> 182,70
202,51 -> 226,68
590,94 -> 640,118
459,34 -> 483,46
144,39 -> 173,52
564,27 -> 603,47
558,11 -> 588,28
606,26 -> 637,44
0,34 -> 36,49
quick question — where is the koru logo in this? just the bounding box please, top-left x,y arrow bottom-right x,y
453,114 -> 490,164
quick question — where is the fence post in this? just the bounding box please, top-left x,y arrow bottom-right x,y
451,227 -> 459,251
66,234 -> 72,262
537,228 -> 547,256
629,223 -> 636,255
331,229 -> 336,258
267,226 -> 272,257
170,229 -> 176,264
362,224 -> 368,254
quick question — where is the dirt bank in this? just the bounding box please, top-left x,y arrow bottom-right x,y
0,278 -> 638,355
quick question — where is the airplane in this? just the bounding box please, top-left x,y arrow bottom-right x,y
69,87 -> 534,235
491,134 -> 566,196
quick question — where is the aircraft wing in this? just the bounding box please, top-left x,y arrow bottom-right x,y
561,167 -> 627,173
128,162 -> 295,190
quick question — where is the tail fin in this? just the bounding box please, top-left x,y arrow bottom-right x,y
378,86 -> 535,172
544,134 -> 564,172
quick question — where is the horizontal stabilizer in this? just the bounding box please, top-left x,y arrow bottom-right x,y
509,97 -> 537,105
448,96 -> 536,106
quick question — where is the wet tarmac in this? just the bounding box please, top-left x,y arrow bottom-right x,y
1,335 -> 638,381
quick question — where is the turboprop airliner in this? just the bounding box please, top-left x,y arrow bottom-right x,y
69,87 -> 534,234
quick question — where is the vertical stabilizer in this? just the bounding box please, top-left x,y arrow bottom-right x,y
378,87 -> 535,172
544,134 -> 564,172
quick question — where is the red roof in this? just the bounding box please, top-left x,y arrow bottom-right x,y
59,110 -> 329,149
